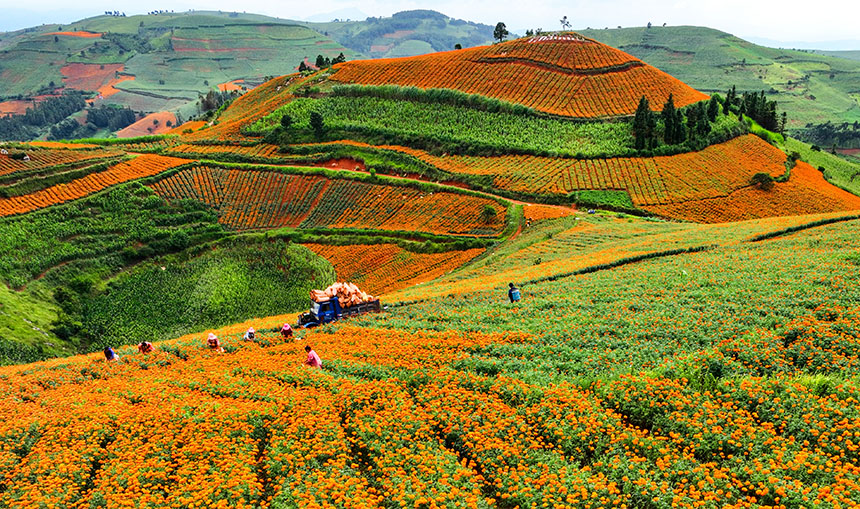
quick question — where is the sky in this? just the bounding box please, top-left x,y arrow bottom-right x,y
2,0 -> 858,49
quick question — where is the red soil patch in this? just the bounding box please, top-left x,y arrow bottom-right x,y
49,31 -> 102,38
98,75 -> 134,98
837,148 -> 860,157
217,80 -> 244,92
116,111 -> 177,138
313,158 -> 366,171
0,100 -> 35,117
60,63 -> 124,92
370,44 -> 395,53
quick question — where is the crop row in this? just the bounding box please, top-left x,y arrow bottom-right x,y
303,243 -> 485,295
168,143 -> 282,159
330,39 -> 707,117
0,147 -> 123,178
0,154 -> 188,217
150,166 -> 327,230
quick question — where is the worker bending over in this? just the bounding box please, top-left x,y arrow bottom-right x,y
207,333 -> 224,353
304,345 -> 322,368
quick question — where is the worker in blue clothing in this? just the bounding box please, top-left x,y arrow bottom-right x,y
508,282 -> 521,303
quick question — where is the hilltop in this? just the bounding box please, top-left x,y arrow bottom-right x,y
579,26 -> 860,147
0,10 -> 493,141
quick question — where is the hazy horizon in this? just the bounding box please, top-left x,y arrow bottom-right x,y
1,1 -> 858,51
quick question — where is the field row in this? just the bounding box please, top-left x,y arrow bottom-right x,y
0,147 -> 123,178
303,243 -> 485,295
330,38 -> 707,117
150,166 -> 507,236
0,155 -> 188,217
168,143 -> 283,159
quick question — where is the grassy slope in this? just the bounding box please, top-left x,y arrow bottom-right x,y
785,137 -> 860,195
307,10 -> 495,58
580,26 -> 860,131
0,284 -> 65,359
0,12 -> 359,116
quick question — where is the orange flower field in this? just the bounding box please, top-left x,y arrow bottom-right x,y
0,154 -> 187,216
303,243 -> 485,295
149,165 -> 508,236
644,161 -> 860,222
329,34 -> 707,118
167,143 -> 283,160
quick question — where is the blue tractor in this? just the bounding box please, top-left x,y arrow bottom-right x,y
298,296 -> 382,328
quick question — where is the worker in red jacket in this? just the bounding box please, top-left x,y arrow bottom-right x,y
206,333 -> 224,353
137,341 -> 154,354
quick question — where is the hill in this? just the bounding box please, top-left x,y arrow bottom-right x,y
579,26 -> 860,145
303,9 -> 496,58
0,10 -> 496,142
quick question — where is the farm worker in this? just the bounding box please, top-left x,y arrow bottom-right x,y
206,333 -> 224,353
304,345 -> 322,368
508,282 -> 521,303
280,323 -> 294,339
103,346 -> 119,362
243,327 -> 256,341
137,341 -> 154,354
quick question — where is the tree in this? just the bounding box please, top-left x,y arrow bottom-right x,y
525,29 -> 534,37
315,54 -> 326,68
454,43 -> 462,50
298,61 -> 309,72
481,205 -> 497,224
494,23 -> 508,43
633,96 -> 654,150
661,94 -> 676,144
674,109 -> 686,144
333,52 -> 346,64
309,111 -> 324,139
751,172 -> 774,191
560,16 -> 571,30
707,96 -> 719,122
723,86 -> 736,115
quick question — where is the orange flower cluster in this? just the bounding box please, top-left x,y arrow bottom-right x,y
150,166 -> 328,230
48,31 -> 102,38
303,243 -> 485,295
645,161 -> 860,222
0,154 -> 187,216
329,35 -> 707,118
0,147 -> 122,177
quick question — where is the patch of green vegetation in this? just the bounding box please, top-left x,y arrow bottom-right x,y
253,95 -> 635,157
68,239 -> 334,348
0,182 -> 226,289
0,284 -> 65,364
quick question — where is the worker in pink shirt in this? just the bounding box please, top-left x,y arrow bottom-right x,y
304,345 -> 322,368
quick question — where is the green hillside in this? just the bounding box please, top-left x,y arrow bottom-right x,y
305,9 -> 495,58
580,26 -> 860,143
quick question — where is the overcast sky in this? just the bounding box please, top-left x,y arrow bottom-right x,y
2,0 -> 858,49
